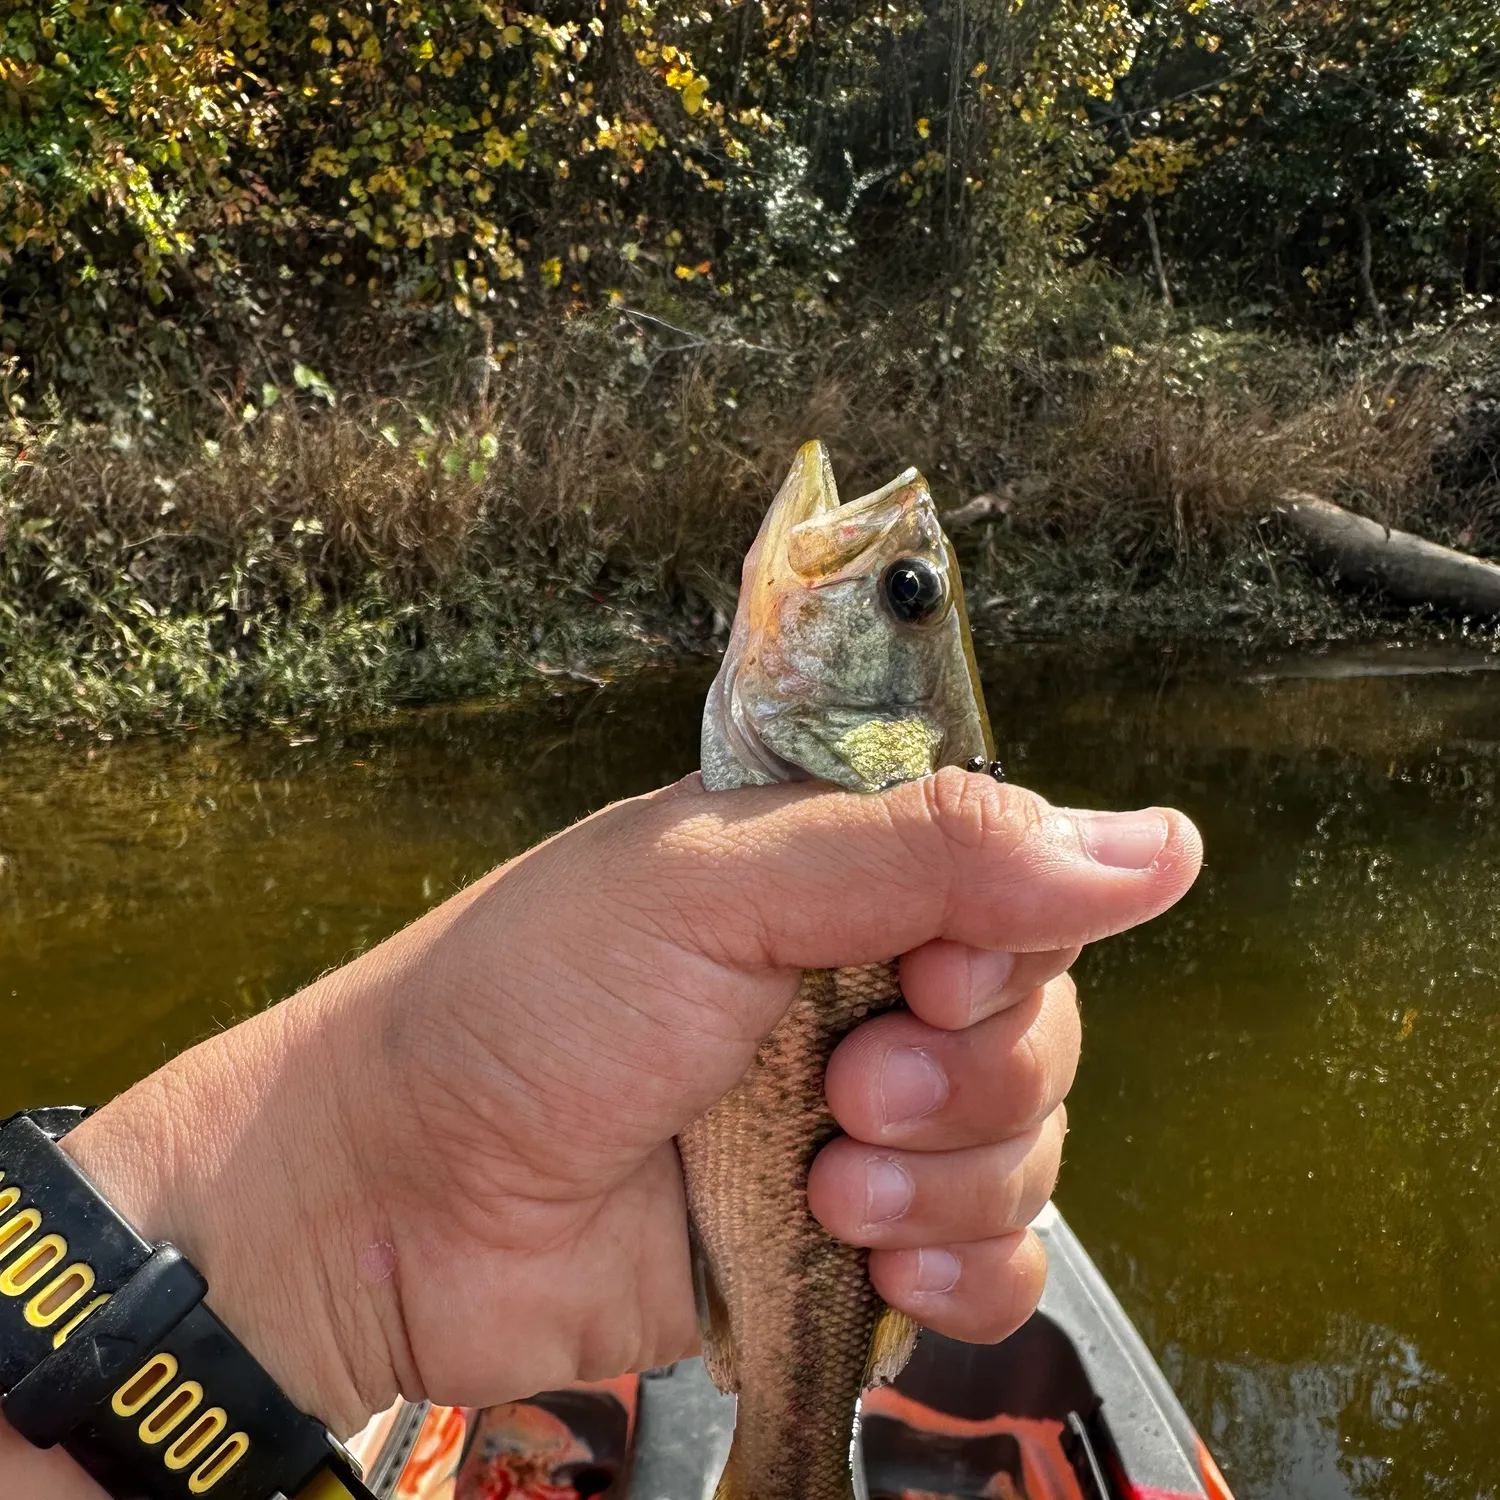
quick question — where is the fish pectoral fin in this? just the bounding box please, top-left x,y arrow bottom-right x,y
863,1304 -> 919,1388
690,1220 -> 739,1394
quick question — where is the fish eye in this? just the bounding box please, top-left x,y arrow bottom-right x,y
880,556 -> 945,625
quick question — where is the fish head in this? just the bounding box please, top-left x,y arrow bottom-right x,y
702,440 -> 993,792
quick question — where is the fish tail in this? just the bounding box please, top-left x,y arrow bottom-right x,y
711,1442 -> 748,1500
711,1441 -> 792,1500
711,1436 -> 859,1500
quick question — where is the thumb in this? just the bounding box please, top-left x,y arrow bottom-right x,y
594,766 -> 1202,971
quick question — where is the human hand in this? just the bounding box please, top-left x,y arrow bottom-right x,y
31,768 -> 1199,1491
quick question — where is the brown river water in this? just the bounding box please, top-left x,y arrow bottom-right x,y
3,639 -> 1499,1499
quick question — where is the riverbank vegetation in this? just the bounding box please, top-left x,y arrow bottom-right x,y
2,0 -> 1497,731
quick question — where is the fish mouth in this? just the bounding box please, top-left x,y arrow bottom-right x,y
784,467 -> 938,585
703,440 -> 994,789
847,467 -> 922,509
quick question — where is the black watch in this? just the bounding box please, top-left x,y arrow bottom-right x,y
0,1109 -> 377,1500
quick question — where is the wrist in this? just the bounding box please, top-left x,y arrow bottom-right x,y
55,968 -> 399,1438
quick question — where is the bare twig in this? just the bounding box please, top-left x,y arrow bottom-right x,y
619,308 -> 793,358
1356,206 -> 1388,337
1142,198 -> 1173,308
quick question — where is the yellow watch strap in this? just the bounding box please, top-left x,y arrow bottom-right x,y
295,1468 -> 364,1500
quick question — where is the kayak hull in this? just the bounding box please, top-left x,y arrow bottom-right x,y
347,1205 -> 1233,1500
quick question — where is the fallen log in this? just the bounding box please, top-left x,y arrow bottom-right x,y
1275,494 -> 1500,618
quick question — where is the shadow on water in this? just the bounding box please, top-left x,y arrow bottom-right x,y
5,638 -> 1500,1499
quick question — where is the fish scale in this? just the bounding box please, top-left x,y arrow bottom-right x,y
677,961 -> 905,1500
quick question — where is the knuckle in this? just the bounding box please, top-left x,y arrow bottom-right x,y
1003,1239 -> 1049,1325
974,1134 -> 1034,1231
1015,1022 -> 1056,1126
966,1258 -> 1043,1342
1029,1115 -> 1066,1199
919,765 -> 989,847
918,767 -> 1043,861
1019,980 -> 1082,1118
993,1161 -> 1028,1231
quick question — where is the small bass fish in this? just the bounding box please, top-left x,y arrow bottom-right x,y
680,441 -> 995,1500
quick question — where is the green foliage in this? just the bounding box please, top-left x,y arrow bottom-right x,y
1092,0 -> 1500,324
2,0 -> 1496,390
1,1 -> 1498,733
0,0 -> 1148,395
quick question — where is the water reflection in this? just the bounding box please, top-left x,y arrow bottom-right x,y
1000,644 -> 1500,1500
3,640 -> 1500,1499
0,670 -> 709,1106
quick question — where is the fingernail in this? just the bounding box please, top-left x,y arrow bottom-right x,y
966,948 -> 1017,1022
1068,810 -> 1168,870
865,1159 -> 914,1224
880,1048 -> 948,1126
914,1247 -> 961,1293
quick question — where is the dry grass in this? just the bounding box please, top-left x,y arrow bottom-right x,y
1013,342 -> 1456,567
1,314 -> 1009,628
0,305 -> 1493,732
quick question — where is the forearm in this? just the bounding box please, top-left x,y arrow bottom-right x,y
0,925 -> 426,1495
57,995 -> 382,1426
